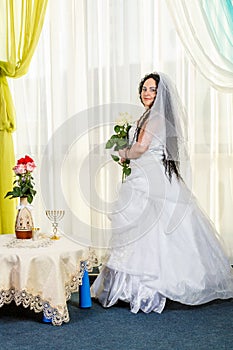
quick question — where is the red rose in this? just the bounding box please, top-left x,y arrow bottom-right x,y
17,157 -> 26,165
17,155 -> 34,165
24,155 -> 34,163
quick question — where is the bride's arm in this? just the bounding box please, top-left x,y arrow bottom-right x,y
119,142 -> 148,159
119,119 -> 155,159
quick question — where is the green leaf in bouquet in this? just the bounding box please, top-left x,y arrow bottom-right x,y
14,187 -> 22,197
117,139 -> 128,148
107,119 -> 132,182
114,125 -> 121,133
27,194 -> 33,204
123,167 -> 131,176
21,186 -> 29,194
4,191 -> 13,199
31,189 -> 37,196
120,131 -> 127,137
105,139 -> 114,149
111,154 -> 120,162
106,135 -> 119,149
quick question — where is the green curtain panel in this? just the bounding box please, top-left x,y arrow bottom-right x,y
201,0 -> 233,65
0,0 -> 48,234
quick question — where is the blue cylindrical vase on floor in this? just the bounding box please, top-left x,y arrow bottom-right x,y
42,313 -> 52,323
79,269 -> 92,308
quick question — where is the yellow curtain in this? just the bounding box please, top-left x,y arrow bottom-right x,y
0,0 -> 48,233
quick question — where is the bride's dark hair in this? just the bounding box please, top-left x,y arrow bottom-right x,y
137,73 -> 182,182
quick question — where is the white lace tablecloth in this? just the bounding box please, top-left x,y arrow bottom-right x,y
0,234 -> 89,325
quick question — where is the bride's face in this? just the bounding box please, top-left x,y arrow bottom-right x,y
141,78 -> 157,108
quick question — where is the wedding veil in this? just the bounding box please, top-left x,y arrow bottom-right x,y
145,72 -> 189,180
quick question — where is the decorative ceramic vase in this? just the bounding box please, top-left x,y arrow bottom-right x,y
15,197 -> 34,239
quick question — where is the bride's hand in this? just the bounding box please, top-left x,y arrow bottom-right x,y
119,149 -> 126,159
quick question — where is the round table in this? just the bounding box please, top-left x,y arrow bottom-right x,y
0,234 -> 90,325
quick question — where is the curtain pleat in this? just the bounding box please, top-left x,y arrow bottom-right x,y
165,0 -> 233,91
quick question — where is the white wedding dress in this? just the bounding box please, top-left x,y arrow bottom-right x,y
91,122 -> 233,314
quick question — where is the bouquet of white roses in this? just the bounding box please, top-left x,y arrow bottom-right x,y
106,114 -> 132,183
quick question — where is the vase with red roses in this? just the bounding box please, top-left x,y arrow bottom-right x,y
5,155 -> 37,239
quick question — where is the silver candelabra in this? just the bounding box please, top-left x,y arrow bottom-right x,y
45,210 -> 65,240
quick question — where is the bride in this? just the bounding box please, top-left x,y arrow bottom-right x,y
91,72 -> 233,313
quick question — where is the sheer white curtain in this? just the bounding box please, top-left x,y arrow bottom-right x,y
9,0 -> 233,260
165,0 -> 233,259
